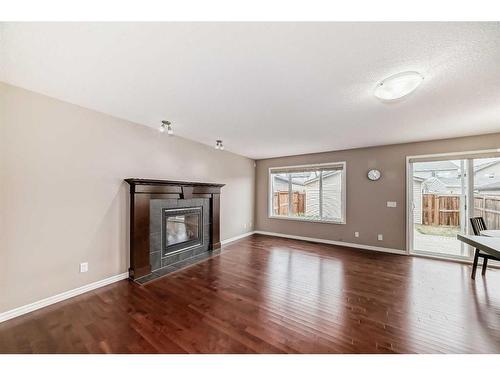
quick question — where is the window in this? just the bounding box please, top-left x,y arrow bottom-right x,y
269,162 -> 346,224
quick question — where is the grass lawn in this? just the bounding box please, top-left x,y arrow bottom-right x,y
415,224 -> 460,237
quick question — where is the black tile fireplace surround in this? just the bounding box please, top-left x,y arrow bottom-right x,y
150,198 -> 210,272
125,179 -> 224,284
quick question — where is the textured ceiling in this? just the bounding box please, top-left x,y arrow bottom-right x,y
1,22 -> 499,159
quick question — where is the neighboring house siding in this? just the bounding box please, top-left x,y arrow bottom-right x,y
475,162 -> 500,186
292,183 -> 305,193
304,179 -> 320,217
477,190 -> 500,195
272,176 -> 304,192
304,172 -> 342,219
413,179 -> 422,224
273,178 -> 289,192
446,187 -> 461,194
322,172 -> 342,219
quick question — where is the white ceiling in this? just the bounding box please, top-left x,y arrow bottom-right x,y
1,22 -> 499,159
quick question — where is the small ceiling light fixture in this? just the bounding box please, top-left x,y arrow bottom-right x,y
215,140 -> 224,150
374,71 -> 424,101
159,120 -> 173,135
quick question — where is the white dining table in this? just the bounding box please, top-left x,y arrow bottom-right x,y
457,234 -> 500,259
480,230 -> 500,238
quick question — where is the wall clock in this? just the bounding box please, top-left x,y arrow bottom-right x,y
367,169 -> 381,181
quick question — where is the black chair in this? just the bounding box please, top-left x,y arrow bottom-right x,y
469,217 -> 500,279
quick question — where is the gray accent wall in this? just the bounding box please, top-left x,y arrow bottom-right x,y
255,133 -> 500,251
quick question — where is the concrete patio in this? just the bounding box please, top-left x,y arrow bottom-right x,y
413,229 -> 467,256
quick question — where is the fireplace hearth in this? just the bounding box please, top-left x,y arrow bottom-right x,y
125,179 -> 224,283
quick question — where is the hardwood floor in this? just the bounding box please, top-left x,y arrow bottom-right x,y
1,233 -> 500,353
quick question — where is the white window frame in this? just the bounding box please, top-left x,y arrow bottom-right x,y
268,161 -> 346,224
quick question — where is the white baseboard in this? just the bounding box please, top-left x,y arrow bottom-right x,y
254,230 -> 407,255
221,230 -> 256,245
0,272 -> 129,323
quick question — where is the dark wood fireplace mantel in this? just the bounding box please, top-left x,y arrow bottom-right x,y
125,179 -> 224,280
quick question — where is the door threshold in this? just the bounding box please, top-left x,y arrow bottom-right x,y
411,251 -> 500,269
410,251 -> 471,264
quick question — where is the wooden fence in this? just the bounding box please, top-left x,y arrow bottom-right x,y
422,193 -> 500,229
474,195 -> 500,230
422,194 -> 460,226
273,192 -> 305,215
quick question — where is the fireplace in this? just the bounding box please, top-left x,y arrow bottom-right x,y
125,179 -> 224,283
163,207 -> 203,256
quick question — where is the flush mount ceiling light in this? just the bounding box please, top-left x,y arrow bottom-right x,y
215,140 -> 224,151
159,120 -> 173,135
374,71 -> 424,101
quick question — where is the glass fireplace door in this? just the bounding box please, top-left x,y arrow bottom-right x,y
162,207 -> 202,256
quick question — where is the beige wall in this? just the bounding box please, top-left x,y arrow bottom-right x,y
0,82 -> 255,313
256,133 -> 500,250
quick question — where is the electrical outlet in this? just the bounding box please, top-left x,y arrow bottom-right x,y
377,234 -> 383,241
354,232 -> 359,238
80,262 -> 88,273
387,201 -> 397,208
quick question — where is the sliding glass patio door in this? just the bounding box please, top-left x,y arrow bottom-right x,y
408,152 -> 500,260
409,159 -> 469,258
471,156 -> 500,267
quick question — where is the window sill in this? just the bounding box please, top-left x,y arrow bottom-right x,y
268,215 -> 346,225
